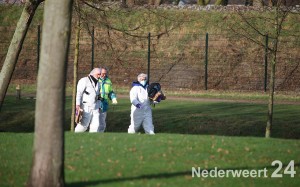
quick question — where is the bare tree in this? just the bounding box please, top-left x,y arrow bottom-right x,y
0,0 -> 44,111
253,0 -> 293,6
198,0 -> 210,6
27,0 -> 73,186
253,0 -> 264,6
215,0 -> 228,5
75,0 -> 188,81
148,0 -> 162,6
120,0 -> 127,8
127,0 -> 135,7
71,0 -> 81,131
227,1 -> 299,137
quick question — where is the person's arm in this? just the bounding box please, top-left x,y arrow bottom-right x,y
110,91 -> 117,104
130,87 -> 141,107
76,78 -> 86,107
107,80 -> 117,104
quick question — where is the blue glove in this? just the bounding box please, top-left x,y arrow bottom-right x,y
135,103 -> 142,109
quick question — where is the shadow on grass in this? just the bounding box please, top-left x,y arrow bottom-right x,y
66,171 -> 191,186
106,101 -> 300,139
1,96 -> 300,139
66,163 -> 300,186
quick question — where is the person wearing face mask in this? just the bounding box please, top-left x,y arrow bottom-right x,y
98,67 -> 118,132
128,73 -> 155,135
75,68 -> 102,132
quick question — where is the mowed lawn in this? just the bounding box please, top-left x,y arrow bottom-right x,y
0,96 -> 299,186
0,133 -> 299,187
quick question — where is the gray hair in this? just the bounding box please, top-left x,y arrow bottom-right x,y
90,68 -> 101,75
100,66 -> 109,76
137,73 -> 147,81
100,66 -> 108,71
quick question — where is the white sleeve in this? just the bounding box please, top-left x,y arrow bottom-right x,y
76,78 -> 86,106
130,87 -> 140,106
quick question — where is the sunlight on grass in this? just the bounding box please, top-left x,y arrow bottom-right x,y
0,133 -> 299,187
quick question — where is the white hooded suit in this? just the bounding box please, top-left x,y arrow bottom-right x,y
75,76 -> 101,132
128,82 -> 154,134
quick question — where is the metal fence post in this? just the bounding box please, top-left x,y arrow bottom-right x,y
16,84 -> 21,100
147,32 -> 151,84
37,25 -> 41,71
91,26 -> 95,70
204,33 -> 208,90
264,34 -> 268,92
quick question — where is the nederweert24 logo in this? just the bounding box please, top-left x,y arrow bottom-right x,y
192,160 -> 296,178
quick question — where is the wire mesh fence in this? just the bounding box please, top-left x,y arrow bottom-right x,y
0,25 -> 299,92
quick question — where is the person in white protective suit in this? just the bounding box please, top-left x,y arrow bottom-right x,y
75,68 -> 101,133
128,73 -> 155,135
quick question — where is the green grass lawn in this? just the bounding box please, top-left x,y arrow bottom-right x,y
0,132 -> 299,187
0,95 -> 300,186
1,95 -> 299,139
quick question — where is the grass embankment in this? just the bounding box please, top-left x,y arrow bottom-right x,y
0,4 -> 43,27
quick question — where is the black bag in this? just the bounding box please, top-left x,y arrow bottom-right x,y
147,82 -> 161,100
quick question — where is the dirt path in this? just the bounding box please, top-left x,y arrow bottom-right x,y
117,94 -> 300,105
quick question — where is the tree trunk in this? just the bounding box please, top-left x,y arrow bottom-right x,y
215,0 -> 222,5
154,0 -> 162,6
268,0 -> 284,6
215,0 -> 228,5
71,13 -> 81,132
127,0 -> 135,7
27,0 -> 73,186
148,0 -> 161,5
149,0 -> 154,5
266,58 -> 275,138
266,4 -> 280,138
253,0 -> 264,6
269,0 -> 281,6
0,0 -> 43,111
120,0 -> 128,8
198,0 -> 210,6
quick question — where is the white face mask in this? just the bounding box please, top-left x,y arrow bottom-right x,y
140,80 -> 146,86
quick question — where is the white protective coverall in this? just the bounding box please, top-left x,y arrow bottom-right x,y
128,82 -> 154,134
75,76 -> 100,132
